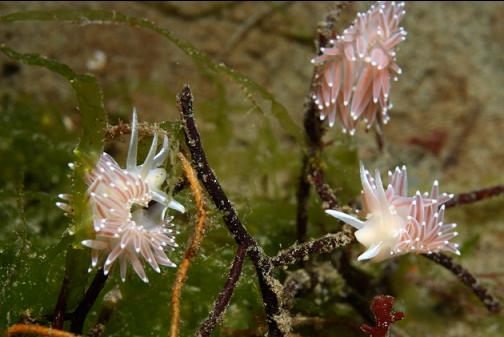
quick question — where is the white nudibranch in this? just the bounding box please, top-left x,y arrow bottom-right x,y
326,163 -> 459,262
57,109 -> 185,283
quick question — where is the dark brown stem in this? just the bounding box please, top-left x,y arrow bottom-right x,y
196,245 -> 247,337
52,264 -> 71,329
70,269 -> 109,334
334,250 -> 375,298
423,253 -> 501,313
332,250 -> 375,322
295,95 -> 327,239
280,270 -> 312,312
87,287 -> 122,337
272,229 -> 354,268
293,0 -> 343,247
178,86 -> 258,250
373,125 -> 384,153
445,185 -> 504,208
172,176 -> 189,195
342,289 -> 374,323
308,164 -> 338,210
178,86 -> 285,337
295,157 -> 311,243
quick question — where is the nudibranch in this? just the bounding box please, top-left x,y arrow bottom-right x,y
326,164 -> 460,261
58,110 -> 185,282
311,1 -> 407,134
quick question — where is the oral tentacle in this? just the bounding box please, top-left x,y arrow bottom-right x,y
127,108 -> 139,170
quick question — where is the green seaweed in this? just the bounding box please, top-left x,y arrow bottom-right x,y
0,9 -> 304,144
0,45 -> 106,243
0,46 -> 105,330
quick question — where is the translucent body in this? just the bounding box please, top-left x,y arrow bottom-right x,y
326,164 -> 459,261
312,1 -> 407,134
81,110 -> 184,282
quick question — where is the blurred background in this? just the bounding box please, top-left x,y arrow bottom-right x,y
0,2 -> 503,336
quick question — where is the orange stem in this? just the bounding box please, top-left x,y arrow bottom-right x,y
6,324 -> 78,337
169,153 -> 207,337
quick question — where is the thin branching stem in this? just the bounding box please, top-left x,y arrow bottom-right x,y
177,86 -> 286,337
272,228 -> 354,268
445,185 -> 504,208
70,268 -> 108,334
294,85 -> 327,242
52,261 -> 71,329
196,245 -> 247,337
178,87 -> 259,251
308,163 -> 338,210
87,287 -> 122,337
423,253 -> 501,313
295,157 -> 311,243
178,85 -> 357,336
293,9 -> 341,241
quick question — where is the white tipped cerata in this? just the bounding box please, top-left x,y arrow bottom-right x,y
312,1 -> 406,133
79,109 -> 184,283
326,163 -> 459,262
